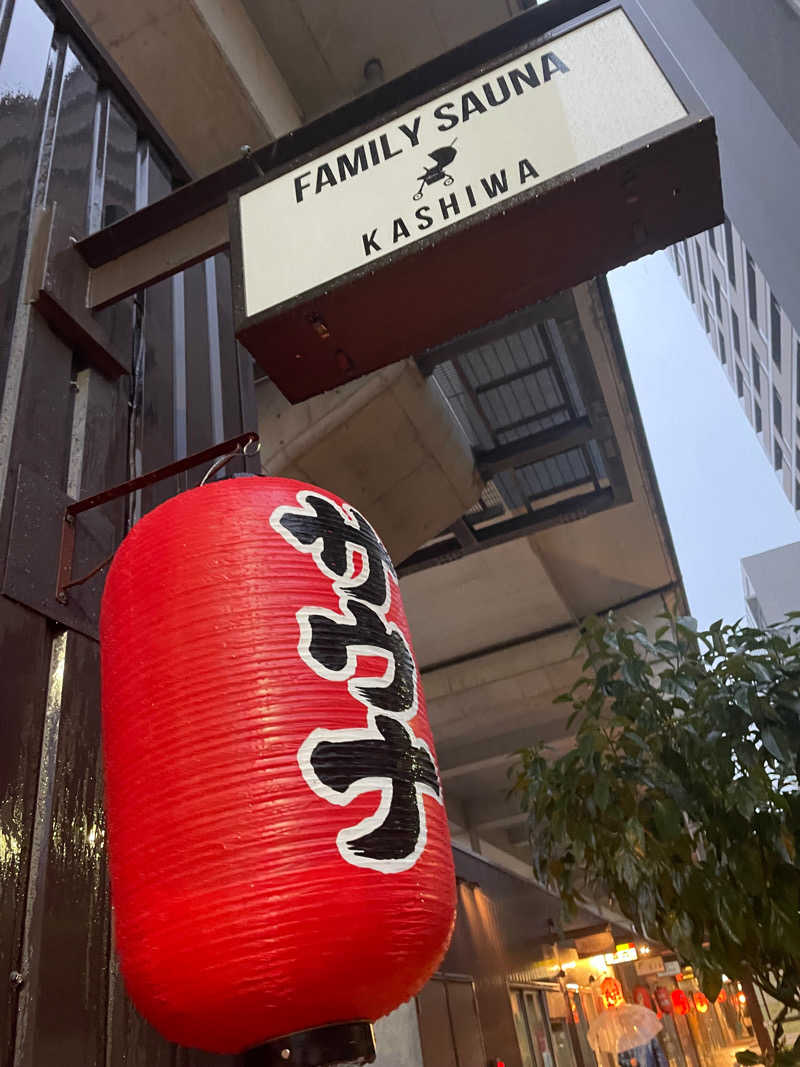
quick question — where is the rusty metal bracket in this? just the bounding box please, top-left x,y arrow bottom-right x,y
2,432 -> 260,641
56,431 -> 260,603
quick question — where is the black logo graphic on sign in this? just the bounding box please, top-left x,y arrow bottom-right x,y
413,139 -> 457,201
271,490 -> 442,873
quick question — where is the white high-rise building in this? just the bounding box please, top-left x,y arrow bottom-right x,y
741,541 -> 800,628
638,0 -> 800,517
667,220 -> 800,514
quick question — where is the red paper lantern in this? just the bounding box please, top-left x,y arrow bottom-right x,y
671,990 -> 691,1016
654,986 -> 673,1014
716,989 -> 728,1004
694,992 -> 709,1014
601,977 -> 625,1008
101,478 -> 456,1054
633,986 -> 654,1011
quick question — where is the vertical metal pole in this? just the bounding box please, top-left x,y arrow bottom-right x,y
741,978 -> 772,1059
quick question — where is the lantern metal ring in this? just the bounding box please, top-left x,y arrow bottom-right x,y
200,434 -> 261,485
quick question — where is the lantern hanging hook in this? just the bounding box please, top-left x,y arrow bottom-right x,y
200,436 -> 261,485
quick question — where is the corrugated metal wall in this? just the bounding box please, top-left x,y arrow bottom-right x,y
0,0 -> 255,1062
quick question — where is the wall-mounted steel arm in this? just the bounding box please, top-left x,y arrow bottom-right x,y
57,431 -> 259,601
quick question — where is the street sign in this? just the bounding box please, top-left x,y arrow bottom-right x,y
231,1 -> 722,402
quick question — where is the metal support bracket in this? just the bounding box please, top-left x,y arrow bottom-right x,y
24,203 -> 132,379
2,432 -> 259,641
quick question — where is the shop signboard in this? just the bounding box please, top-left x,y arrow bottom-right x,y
230,1 -> 722,402
605,942 -> 638,965
635,955 -> 665,976
575,929 -> 615,957
661,960 -> 682,976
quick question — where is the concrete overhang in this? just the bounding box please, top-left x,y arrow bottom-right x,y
70,0 -> 302,174
397,277 -> 686,865
254,359 -> 484,564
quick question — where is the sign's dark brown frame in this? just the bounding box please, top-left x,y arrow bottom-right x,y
227,0 -> 722,403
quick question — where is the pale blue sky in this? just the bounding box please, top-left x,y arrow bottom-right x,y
607,251 -> 800,629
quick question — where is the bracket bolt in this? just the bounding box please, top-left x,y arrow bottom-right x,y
10,971 -> 24,989
56,591 -> 68,605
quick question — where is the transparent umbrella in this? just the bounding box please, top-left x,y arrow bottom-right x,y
588,1004 -> 663,1055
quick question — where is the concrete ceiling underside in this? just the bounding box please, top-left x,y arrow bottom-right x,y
242,0 -> 521,120
70,0 -> 551,174
400,279 -> 684,865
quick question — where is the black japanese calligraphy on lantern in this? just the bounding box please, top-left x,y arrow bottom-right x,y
272,491 -> 396,610
298,714 -> 441,867
300,598 -> 417,715
271,490 -> 443,873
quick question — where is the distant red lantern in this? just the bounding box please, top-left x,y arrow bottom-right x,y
601,977 -> 625,1008
654,986 -> 673,1014
717,989 -> 728,1004
694,992 -> 709,1014
672,990 -> 691,1016
633,986 -> 654,1011
101,478 -> 456,1055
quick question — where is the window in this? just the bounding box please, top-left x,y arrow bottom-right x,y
747,251 -> 758,326
703,301 -> 711,334
736,364 -> 744,397
719,330 -> 727,365
683,241 -> 696,304
796,447 -> 800,472
673,246 -> 681,276
796,480 -> 800,512
755,402 -> 762,433
510,988 -> 575,1067
708,227 -> 717,253
796,341 -> 800,405
724,217 -> 736,287
771,292 -> 782,369
774,386 -> 783,435
751,347 -> 761,393
696,242 -> 706,291
731,309 -> 741,355
713,275 -> 723,318
775,440 -> 783,472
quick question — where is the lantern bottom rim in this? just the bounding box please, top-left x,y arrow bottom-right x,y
243,1021 -> 376,1067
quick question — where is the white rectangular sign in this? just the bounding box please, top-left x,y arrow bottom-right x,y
605,943 -> 638,965
238,8 -> 686,319
636,955 -> 665,976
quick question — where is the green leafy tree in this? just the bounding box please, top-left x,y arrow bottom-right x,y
512,612 -> 800,1063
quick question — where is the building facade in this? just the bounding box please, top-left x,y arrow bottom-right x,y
667,219 -> 800,511
742,540 -> 800,629
638,0 -> 800,514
